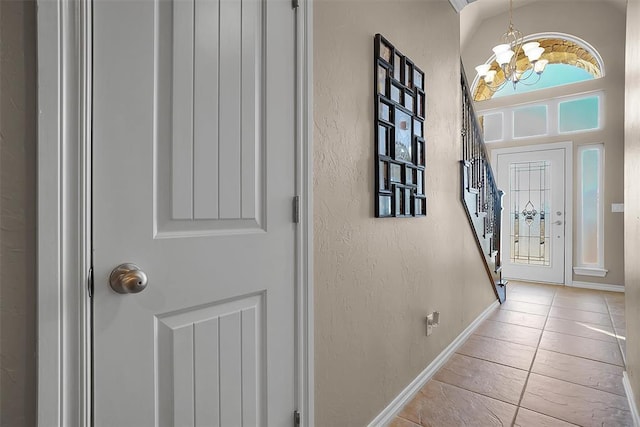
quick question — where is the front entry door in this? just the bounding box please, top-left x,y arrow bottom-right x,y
92,0 -> 297,425
496,148 -> 566,283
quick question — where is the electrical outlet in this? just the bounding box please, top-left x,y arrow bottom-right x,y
426,313 -> 434,336
426,311 -> 440,336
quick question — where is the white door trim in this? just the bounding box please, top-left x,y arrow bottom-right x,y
36,0 -> 314,425
491,142 -> 573,286
36,0 -> 92,425
295,0 -> 315,425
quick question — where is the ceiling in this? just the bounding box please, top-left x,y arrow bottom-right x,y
465,0 -> 626,21
460,0 -> 628,48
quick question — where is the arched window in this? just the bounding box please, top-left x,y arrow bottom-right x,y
473,33 -> 604,102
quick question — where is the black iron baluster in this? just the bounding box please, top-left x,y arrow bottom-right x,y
460,67 -> 505,302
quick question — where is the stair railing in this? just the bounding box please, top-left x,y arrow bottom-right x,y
460,69 -> 506,302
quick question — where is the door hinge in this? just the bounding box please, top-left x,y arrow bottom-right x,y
294,410 -> 301,426
88,266 -> 94,298
293,195 -> 300,224
292,0 -> 299,9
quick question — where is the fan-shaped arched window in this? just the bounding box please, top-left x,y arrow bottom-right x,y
473,34 -> 604,101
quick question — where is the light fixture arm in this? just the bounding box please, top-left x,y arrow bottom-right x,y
474,0 -> 548,95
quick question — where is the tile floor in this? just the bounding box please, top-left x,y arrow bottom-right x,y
390,281 -> 630,427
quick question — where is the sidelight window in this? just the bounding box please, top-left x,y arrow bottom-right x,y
576,144 -> 605,274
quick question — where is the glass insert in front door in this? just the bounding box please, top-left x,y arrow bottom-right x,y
509,161 -> 551,266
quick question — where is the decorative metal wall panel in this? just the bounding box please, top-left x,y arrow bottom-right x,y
374,34 -> 426,218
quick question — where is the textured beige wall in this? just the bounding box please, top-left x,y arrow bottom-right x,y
625,0 -> 640,410
0,1 -> 37,426
461,1 -> 626,286
314,1 -> 497,425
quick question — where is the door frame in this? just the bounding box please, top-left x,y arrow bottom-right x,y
491,142 -> 574,286
35,0 -> 315,425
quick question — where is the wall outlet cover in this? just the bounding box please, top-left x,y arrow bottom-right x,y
426,313 -> 434,336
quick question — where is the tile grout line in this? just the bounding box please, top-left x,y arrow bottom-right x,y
510,285 -> 557,427
522,369 -> 628,398
485,317 -> 622,343
455,352 -> 534,372
459,345 -> 624,378
394,414 -> 421,426
548,295 -> 611,314
532,328 -> 619,345
512,296 -> 610,315
425,379 -> 522,409
528,346 -> 625,368
481,319 -> 545,331
603,294 -> 627,368
482,295 -> 625,388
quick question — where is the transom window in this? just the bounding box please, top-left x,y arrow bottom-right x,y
480,92 -> 602,143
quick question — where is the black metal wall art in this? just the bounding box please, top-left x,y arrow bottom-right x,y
374,34 -> 426,218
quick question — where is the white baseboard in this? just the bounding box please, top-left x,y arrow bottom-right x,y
367,300 -> 500,427
569,281 -> 625,293
623,371 -> 640,427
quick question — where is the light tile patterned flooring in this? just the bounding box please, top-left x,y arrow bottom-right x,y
390,281 -> 630,427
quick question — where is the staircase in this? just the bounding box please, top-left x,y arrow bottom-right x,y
460,71 -> 506,303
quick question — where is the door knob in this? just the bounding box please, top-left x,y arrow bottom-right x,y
554,220 -> 563,225
109,263 -> 148,294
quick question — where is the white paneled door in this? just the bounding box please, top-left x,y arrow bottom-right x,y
92,0 -> 297,425
496,149 -> 567,284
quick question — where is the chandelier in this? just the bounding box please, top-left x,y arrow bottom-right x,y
475,0 -> 549,91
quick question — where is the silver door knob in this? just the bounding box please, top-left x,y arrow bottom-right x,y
109,263 -> 148,294
554,220 -> 563,225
